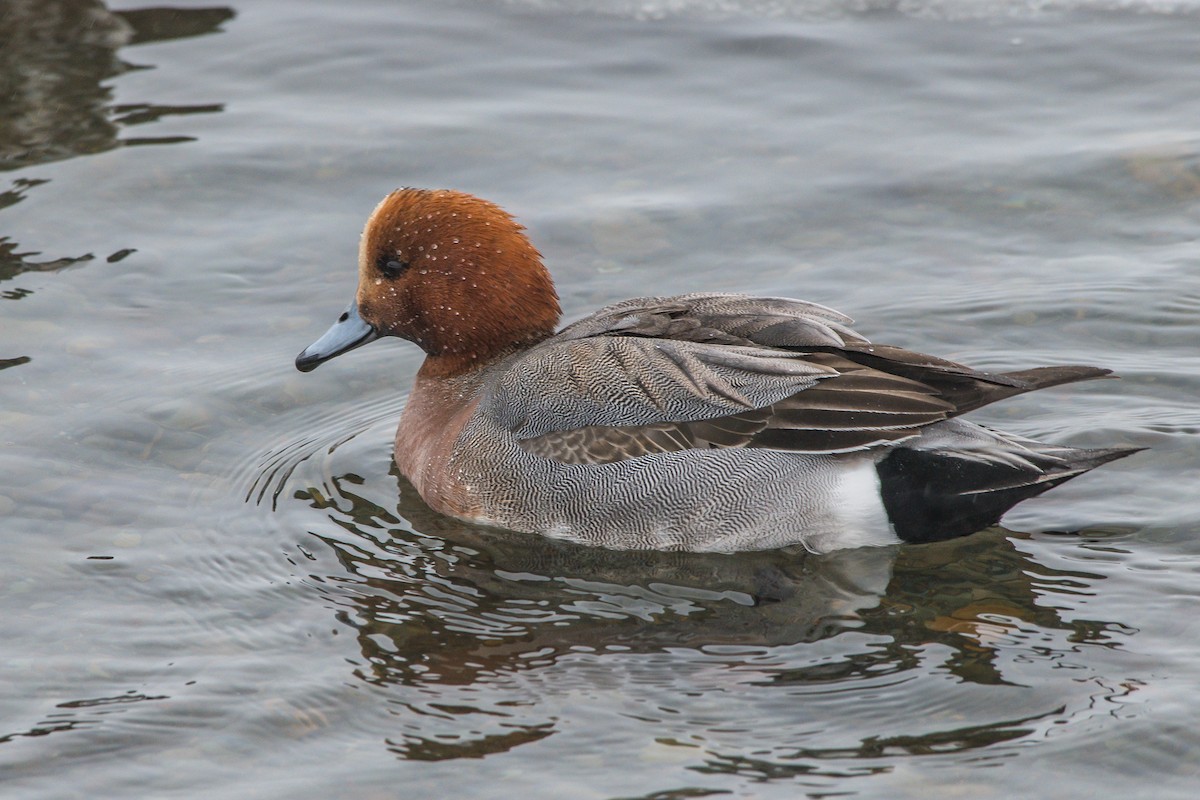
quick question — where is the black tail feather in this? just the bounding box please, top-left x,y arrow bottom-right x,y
876,445 -> 1143,544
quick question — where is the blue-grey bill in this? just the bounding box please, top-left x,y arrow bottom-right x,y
295,300 -> 379,372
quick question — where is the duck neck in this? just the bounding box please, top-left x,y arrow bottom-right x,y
415,327 -> 555,380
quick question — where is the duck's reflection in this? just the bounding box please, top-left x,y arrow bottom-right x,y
298,470 -> 1135,764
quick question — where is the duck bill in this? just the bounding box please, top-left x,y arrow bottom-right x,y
295,300 -> 379,372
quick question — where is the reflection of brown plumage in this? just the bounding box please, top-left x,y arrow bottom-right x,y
301,471 -> 1130,761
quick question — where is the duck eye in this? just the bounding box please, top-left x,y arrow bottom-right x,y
377,256 -> 409,279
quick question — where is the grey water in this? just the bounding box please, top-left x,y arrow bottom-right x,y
2,0 -> 1198,797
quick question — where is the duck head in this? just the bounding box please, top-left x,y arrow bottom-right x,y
296,188 -> 561,378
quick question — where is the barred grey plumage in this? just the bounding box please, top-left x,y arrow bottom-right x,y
399,292 -> 1139,552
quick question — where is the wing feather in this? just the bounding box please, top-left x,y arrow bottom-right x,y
481,293 -> 1108,465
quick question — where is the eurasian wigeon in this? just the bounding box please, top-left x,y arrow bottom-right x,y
296,188 -> 1139,553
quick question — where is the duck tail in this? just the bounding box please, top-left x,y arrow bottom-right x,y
875,440 -> 1143,544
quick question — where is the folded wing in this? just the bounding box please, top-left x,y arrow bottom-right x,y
483,293 -> 1110,465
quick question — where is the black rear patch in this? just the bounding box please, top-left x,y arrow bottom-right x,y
877,448 -> 1071,544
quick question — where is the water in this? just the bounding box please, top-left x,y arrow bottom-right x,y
2,0 -> 1198,797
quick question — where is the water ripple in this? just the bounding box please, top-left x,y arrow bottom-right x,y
240,391 -> 404,511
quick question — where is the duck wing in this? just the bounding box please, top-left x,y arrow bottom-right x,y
487,293 -> 1110,465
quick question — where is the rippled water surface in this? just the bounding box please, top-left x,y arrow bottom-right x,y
3,0 -> 1199,797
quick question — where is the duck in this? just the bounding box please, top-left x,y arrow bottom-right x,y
296,188 -> 1140,553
